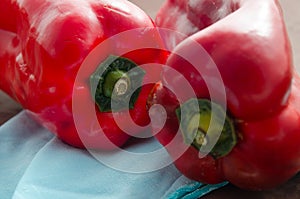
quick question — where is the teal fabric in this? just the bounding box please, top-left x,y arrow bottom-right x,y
0,111 -> 228,199
166,182 -> 229,199
0,112 -> 54,198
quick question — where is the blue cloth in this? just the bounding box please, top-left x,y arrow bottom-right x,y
0,111 -> 227,199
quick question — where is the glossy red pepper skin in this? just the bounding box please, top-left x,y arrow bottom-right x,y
148,0 -> 300,190
157,0 -> 293,120
0,0 -> 166,149
149,77 -> 300,190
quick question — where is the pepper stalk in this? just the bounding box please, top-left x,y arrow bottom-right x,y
90,55 -> 145,112
176,98 -> 237,159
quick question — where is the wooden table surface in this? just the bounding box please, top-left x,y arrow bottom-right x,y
1,0 -> 300,198
0,91 -> 22,125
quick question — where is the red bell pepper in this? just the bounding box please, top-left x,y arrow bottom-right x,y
148,0 -> 300,190
0,0 -> 166,149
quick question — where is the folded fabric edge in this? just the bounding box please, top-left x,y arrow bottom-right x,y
166,181 -> 229,199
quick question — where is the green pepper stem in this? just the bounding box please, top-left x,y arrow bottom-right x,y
176,99 -> 237,159
89,55 -> 145,112
103,70 -> 130,98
